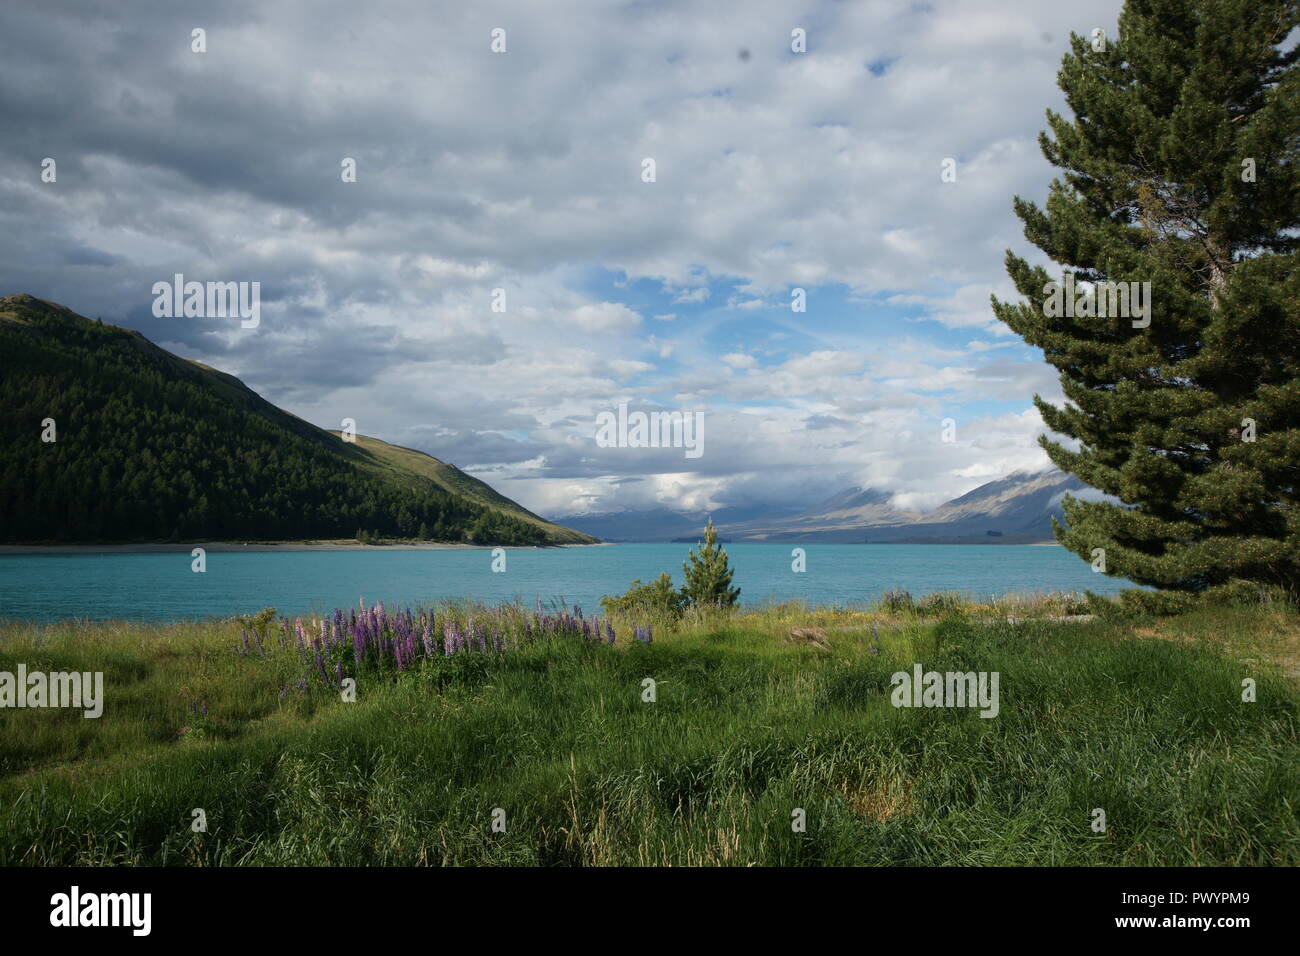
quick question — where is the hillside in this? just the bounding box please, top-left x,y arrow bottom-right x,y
0,294 -> 595,546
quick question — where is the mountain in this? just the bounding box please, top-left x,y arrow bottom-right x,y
553,469 -> 1088,543
0,294 -> 595,546
554,502 -> 807,543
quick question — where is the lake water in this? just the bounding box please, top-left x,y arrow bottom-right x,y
0,544 -> 1133,623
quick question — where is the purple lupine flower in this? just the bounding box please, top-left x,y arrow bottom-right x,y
605,619 -> 615,645
314,652 -> 330,686
492,628 -> 503,653
336,662 -> 344,685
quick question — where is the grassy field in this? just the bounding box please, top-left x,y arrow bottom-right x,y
0,596 -> 1296,866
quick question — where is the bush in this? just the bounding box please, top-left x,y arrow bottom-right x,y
878,590 -> 915,614
1092,587 -> 1190,616
235,607 -> 278,640
1061,592 -> 1091,615
599,573 -> 686,621
1200,579 -> 1293,609
1088,582 -> 1297,619
917,591 -> 967,617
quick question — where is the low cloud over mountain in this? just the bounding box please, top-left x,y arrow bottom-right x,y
553,468 -> 1088,543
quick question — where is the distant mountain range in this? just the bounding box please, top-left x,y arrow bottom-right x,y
552,469 -> 1089,543
0,294 -> 594,545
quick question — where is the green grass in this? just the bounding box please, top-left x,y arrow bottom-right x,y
1,600 -> 1296,865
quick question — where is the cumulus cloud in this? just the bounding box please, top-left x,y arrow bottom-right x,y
0,0 -> 1125,516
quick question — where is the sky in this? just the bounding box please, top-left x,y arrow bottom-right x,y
0,0 -> 1130,517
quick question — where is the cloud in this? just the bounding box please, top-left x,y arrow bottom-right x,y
0,0 -> 1126,516
567,302 -> 642,333
720,352 -> 757,370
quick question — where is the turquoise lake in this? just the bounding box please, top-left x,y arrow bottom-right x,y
0,543 -> 1132,623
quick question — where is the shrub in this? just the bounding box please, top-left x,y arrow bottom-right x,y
878,590 -> 915,614
1061,592 -> 1090,616
235,607 -> 278,640
1116,588 -> 1197,617
917,591 -> 967,617
1200,579 -> 1294,609
599,573 -> 686,621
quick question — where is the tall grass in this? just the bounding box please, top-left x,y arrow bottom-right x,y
0,595 -> 1296,865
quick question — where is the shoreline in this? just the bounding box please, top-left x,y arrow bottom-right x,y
0,540 -> 1062,554
0,541 -> 612,554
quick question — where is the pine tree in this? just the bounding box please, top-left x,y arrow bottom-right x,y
992,1 -> 1300,598
681,518 -> 740,608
